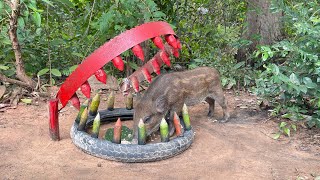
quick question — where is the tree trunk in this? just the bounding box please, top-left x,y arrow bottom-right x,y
6,0 -> 36,88
236,0 -> 282,65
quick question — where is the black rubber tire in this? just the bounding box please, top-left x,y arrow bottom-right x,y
70,108 -> 194,163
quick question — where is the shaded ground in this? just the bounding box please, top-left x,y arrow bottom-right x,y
0,91 -> 319,180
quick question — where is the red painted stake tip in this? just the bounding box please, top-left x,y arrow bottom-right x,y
151,58 -> 161,75
173,112 -> 182,136
131,76 -> 140,92
70,93 -> 80,110
177,39 -> 182,49
142,68 -> 152,83
160,51 -> 171,67
132,44 -> 145,61
112,56 -> 124,71
81,81 -> 91,98
113,118 -> 122,144
173,48 -> 180,58
49,99 -> 60,141
165,34 -> 178,49
152,36 -> 164,50
95,68 -> 107,84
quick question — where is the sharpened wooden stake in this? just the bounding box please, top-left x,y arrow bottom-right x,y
106,91 -> 115,111
173,112 -> 182,136
182,104 -> 191,130
76,99 -> 89,123
160,118 -> 169,142
125,91 -> 133,110
138,119 -> 146,145
91,113 -> 101,138
81,81 -> 91,98
112,118 -> 122,144
78,107 -> 88,131
89,93 -> 100,116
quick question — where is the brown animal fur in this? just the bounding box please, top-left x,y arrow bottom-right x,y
133,67 -> 230,141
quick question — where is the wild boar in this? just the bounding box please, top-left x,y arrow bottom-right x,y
132,67 -> 230,141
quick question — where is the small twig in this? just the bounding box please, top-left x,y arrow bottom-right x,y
84,0 -> 96,36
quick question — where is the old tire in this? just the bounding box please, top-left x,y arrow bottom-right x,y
70,108 -> 194,163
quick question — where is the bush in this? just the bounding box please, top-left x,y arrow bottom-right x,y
255,1 -> 320,128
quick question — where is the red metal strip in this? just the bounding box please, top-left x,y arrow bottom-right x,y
57,21 -> 175,108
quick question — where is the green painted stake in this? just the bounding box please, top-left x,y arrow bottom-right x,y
182,104 -> 191,131
126,91 -> 133,110
91,113 -> 101,138
160,118 -> 169,142
138,119 -> 146,145
89,93 -> 100,116
107,91 -> 115,111
78,107 -> 88,131
75,99 -> 89,123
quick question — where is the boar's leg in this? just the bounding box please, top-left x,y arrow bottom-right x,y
208,94 -> 230,122
205,97 -> 215,117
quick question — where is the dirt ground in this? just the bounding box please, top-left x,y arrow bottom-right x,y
0,90 -> 319,180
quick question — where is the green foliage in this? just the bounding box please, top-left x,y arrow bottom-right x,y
273,121 -> 297,139
172,0 -> 249,88
104,125 -> 133,142
255,1 -> 320,128
0,0 -> 166,81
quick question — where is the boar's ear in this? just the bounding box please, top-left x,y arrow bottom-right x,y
155,95 -> 167,113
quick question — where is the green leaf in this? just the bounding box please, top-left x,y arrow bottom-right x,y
51,69 -> 61,77
153,11 -> 166,18
262,53 -> 269,61
233,61 -> 245,69
273,133 -> 281,140
32,12 -> 41,27
21,98 -> 32,104
50,77 -> 55,85
127,61 -> 139,70
279,122 -> 287,128
41,0 -> 54,7
289,73 -> 300,85
55,0 -> 75,8
303,77 -> 317,89
37,68 -> 49,76
283,127 -> 290,137
69,65 -> 78,72
18,17 -> 25,29
0,65 -> 9,70
291,124 -> 297,131
71,52 -> 84,58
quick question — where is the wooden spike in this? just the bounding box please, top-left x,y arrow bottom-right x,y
160,118 -> 169,142
89,93 -> 100,116
106,91 -> 115,111
151,58 -> 161,75
138,119 -> 146,145
76,99 -> 89,123
81,81 -> 91,98
125,91 -> 133,110
78,107 -> 88,131
132,44 -> 144,61
112,56 -> 124,71
160,51 -> 171,67
70,93 -> 80,110
112,118 -> 122,144
152,36 -> 164,49
142,68 -> 152,83
182,104 -> 191,131
173,48 -> 179,58
165,34 -> 178,49
177,39 -> 182,49
91,113 -> 101,138
131,76 -> 139,92
94,68 -> 107,84
173,112 -> 182,136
